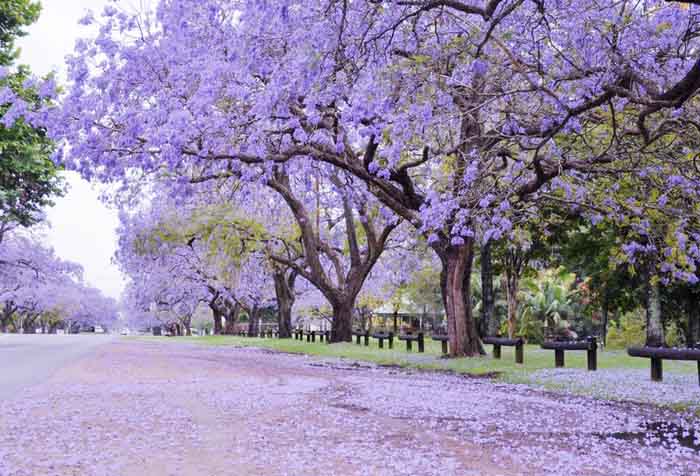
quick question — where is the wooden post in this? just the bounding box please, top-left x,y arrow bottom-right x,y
441,340 -> 448,355
651,357 -> 663,382
555,349 -> 565,368
363,331 -> 369,346
587,337 -> 597,371
418,332 -> 424,353
388,332 -> 394,349
515,341 -> 524,364
493,344 -> 502,359
378,337 -> 384,349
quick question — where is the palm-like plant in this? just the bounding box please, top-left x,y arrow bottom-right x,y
520,268 -> 579,341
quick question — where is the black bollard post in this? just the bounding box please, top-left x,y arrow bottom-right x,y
515,340 -> 524,364
388,332 -> 394,349
418,332 -> 424,353
493,344 -> 502,359
555,349 -> 565,368
441,340 -> 448,355
651,357 -> 663,382
378,337 -> 384,349
363,331 -> 369,346
587,337 -> 597,371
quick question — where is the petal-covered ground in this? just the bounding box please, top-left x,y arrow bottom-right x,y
529,368 -> 700,411
1,340 -> 698,476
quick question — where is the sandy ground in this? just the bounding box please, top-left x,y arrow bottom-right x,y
1,339 -> 698,476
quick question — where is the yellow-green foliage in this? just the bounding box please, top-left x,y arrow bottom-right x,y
665,320 -> 684,348
607,310 -> 645,349
134,203 -> 269,272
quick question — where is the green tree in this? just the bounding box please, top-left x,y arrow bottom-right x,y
518,269 -> 579,343
0,0 -> 40,64
0,1 -> 63,236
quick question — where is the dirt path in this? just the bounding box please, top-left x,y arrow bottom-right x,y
1,340 -> 698,476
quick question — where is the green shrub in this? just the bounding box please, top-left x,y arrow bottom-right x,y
665,320 -> 684,348
499,312 -> 544,344
606,310 -> 645,349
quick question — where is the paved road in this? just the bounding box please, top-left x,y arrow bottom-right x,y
1,339 -> 697,476
0,333 -> 114,400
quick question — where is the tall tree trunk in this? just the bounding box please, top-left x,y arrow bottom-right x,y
438,241 -> 484,357
331,300 -> 354,342
247,306 -> 260,337
480,242 -> 496,337
642,266 -> 665,347
210,304 -> 223,335
224,302 -> 240,335
273,271 -> 295,338
601,286 -> 610,347
1,302 -> 14,333
505,273 -> 520,339
22,319 -> 35,335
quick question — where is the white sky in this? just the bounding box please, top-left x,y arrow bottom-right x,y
17,0 -> 125,299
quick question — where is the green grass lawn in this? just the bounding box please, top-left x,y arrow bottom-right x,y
133,334 -> 699,381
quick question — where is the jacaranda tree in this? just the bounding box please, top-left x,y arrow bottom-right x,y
7,0 -> 700,355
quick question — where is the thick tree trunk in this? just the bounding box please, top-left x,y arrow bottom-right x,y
247,306 -> 260,337
210,305 -> 223,335
643,267 -> 665,347
273,272 -> 295,338
330,301 -> 354,342
438,241 -> 484,357
1,302 -> 13,333
22,319 -> 35,335
223,302 -> 240,335
480,242 -> 497,337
